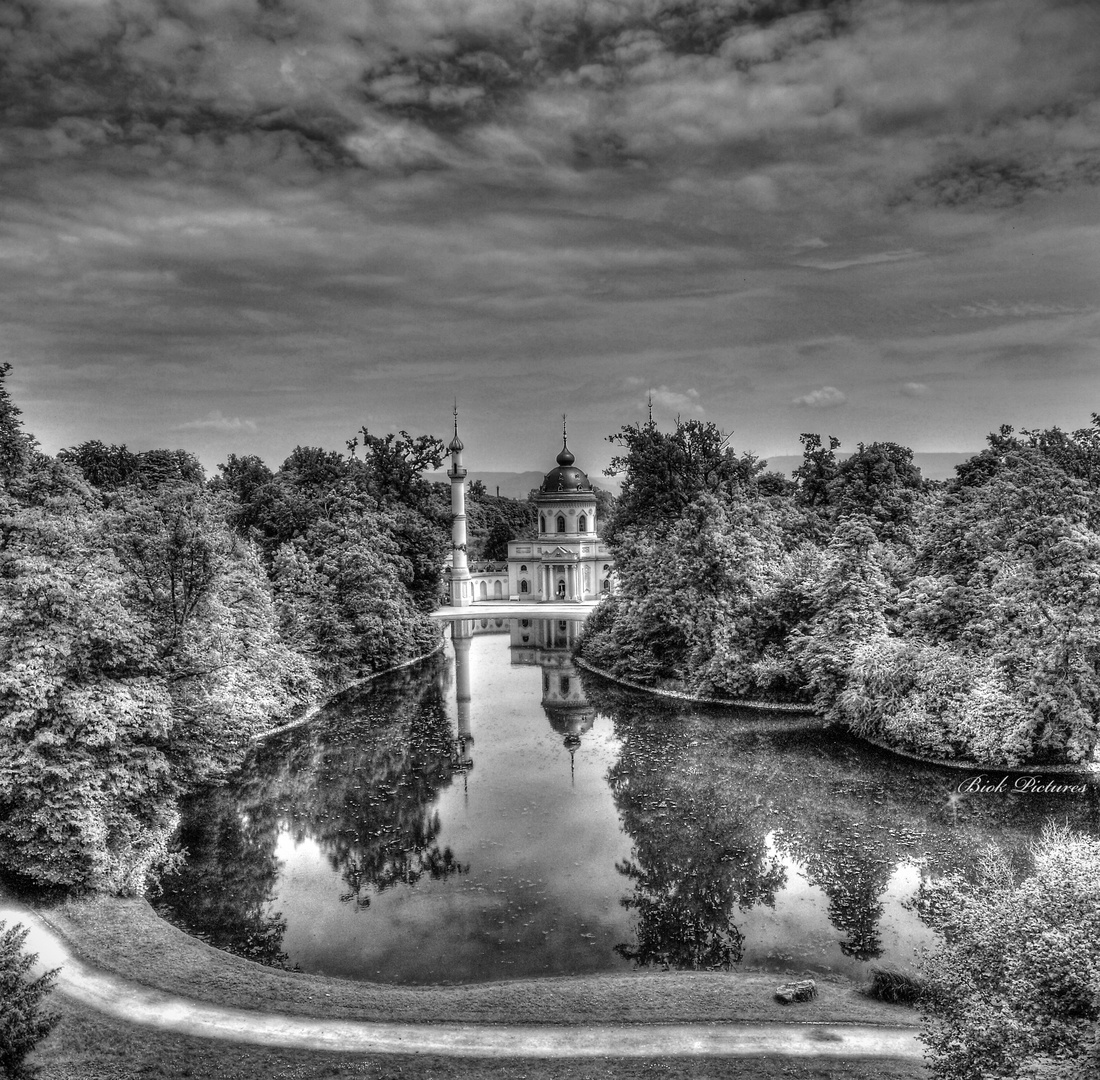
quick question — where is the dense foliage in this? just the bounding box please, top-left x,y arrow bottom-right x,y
0,366 -> 447,894
579,416 -> 1100,766
0,919 -> 58,1080
917,824 -> 1100,1080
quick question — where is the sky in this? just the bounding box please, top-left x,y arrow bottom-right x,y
2,0 -> 1099,477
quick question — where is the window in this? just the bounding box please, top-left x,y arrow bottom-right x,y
560,676 -> 570,695
578,513 -> 587,532
479,581 -> 487,599
543,674 -> 550,692
520,579 -> 529,594
521,618 -> 530,627
540,515 -> 546,533
557,515 -> 566,533
520,564 -> 528,572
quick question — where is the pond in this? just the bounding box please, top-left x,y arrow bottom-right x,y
158,616 -> 1100,986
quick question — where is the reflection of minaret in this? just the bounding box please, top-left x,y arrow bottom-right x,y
510,618 -> 593,777
450,620 -> 474,788
448,404 -> 472,607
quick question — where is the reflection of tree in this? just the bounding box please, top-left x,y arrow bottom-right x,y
605,694 -> 786,970
585,672 -> 1100,970
785,827 -> 891,961
250,657 -> 466,907
161,656 -> 466,961
156,785 -> 288,967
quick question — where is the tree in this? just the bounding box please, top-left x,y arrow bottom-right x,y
0,364 -> 35,485
56,440 -> 141,490
917,825 -> 1100,1080
0,921 -> 58,1080
793,432 -> 840,509
346,427 -> 445,509
831,441 -> 925,540
604,418 -> 766,544
791,515 -> 892,721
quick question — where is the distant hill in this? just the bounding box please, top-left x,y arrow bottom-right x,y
762,451 -> 979,482
428,452 -> 978,498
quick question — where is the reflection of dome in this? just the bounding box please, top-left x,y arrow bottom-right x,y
546,707 -> 594,743
540,439 -> 593,493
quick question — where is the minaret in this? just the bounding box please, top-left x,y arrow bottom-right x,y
448,403 -> 472,607
451,619 -> 474,782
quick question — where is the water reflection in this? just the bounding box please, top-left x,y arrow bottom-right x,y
159,660 -> 466,959
159,618 -> 1100,984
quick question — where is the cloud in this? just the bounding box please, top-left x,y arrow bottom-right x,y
792,386 -> 847,409
794,249 -> 923,271
900,382 -> 931,398
173,411 -> 258,433
647,385 -> 704,416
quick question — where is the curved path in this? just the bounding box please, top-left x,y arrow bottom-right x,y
3,895 -> 921,1061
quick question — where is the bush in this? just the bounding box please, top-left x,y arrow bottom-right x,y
0,920 -> 59,1080
862,966 -> 926,1005
917,824 -> 1100,1079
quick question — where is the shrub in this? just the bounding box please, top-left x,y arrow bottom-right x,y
862,966 -> 926,1005
917,824 -> 1100,1079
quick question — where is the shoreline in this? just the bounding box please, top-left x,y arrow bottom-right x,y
251,639 -> 446,743
575,655 -> 1100,777
4,888 -> 920,1037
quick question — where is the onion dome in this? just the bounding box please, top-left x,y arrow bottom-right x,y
540,435 -> 592,493
449,403 -> 464,452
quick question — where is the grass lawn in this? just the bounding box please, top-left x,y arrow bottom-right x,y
26,893 -> 928,1080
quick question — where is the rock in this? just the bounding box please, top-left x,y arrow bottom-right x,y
774,978 -> 817,1004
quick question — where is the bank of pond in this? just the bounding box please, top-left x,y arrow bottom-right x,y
154,617 -> 1100,987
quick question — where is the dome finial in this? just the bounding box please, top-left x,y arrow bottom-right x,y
449,399 -> 464,452
556,413 -> 575,466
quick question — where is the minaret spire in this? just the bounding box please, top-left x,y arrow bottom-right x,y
447,406 -> 470,606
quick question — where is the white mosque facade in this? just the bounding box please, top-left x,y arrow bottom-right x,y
446,417 -> 615,607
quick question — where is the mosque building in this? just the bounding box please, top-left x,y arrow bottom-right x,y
446,412 -> 615,607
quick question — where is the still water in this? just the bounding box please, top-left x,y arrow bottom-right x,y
159,617 -> 1100,985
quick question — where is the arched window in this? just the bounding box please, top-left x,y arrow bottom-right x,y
556,515 -> 566,533
578,513 -> 587,533
494,580 -> 503,598
521,618 -> 530,627
540,515 -> 546,534
602,577 -> 611,592
520,579 -> 529,594
520,564 -> 527,572
560,676 -> 570,695
479,580 -> 487,599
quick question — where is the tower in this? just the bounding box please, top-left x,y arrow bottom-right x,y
448,405 -> 472,607
533,417 -> 598,602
